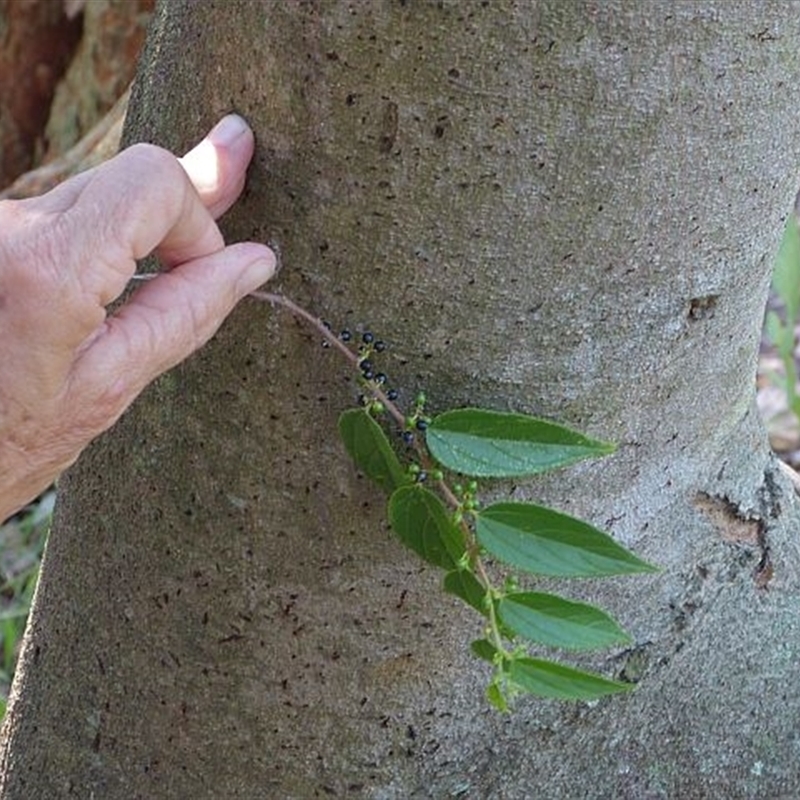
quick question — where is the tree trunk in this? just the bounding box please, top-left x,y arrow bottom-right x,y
4,1 -> 800,797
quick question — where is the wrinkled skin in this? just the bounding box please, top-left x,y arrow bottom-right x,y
0,114 -> 275,521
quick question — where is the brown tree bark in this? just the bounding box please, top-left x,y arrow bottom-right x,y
42,0 -> 154,160
4,2 -> 800,797
0,0 -> 82,184
0,0 -> 153,190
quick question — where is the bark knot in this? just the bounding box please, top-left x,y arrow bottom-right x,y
693,491 -> 772,589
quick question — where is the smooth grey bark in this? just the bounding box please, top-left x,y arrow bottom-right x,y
4,1 -> 800,797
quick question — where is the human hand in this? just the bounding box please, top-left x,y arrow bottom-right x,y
0,114 -> 275,521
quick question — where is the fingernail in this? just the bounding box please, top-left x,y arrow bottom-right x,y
243,250 -> 277,290
208,114 -> 250,147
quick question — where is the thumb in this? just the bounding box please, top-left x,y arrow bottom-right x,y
73,242 -> 275,408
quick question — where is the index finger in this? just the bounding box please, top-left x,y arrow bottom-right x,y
23,115 -> 258,308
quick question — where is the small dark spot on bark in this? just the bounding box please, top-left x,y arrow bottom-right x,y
396,588 -> 408,609
688,294 -> 718,321
754,550 -> 773,589
749,28 -> 777,42
379,101 -> 399,153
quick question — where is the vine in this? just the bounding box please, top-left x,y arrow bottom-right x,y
253,290 -> 657,710
133,275 -> 657,709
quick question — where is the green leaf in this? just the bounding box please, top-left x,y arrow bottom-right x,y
773,212 -> 800,324
426,408 -> 614,478
764,311 -> 794,357
508,657 -> 631,700
471,638 -> 498,663
388,486 -> 466,570
476,502 -> 657,577
446,572 -> 517,639
444,569 -> 488,615
338,409 -> 408,494
498,592 -> 632,651
485,681 -> 509,711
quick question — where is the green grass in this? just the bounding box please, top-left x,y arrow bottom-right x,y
0,491 -> 52,719
765,205 -> 800,424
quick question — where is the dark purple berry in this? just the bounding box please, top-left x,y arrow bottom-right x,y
415,419 -> 429,431
321,340 -> 331,348
401,431 -> 414,445
362,369 -> 375,380
374,373 -> 387,385
360,359 -> 374,373
387,389 -> 399,401
362,331 -> 375,344
322,320 -> 332,330
374,341 -> 386,352
340,330 -> 352,342
416,471 -> 428,483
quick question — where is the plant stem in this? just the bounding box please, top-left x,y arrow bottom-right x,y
132,277 -> 508,650
250,291 -> 412,430
251,291 -> 503,631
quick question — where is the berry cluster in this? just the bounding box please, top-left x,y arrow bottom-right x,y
452,481 -> 480,524
321,323 -> 434,475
